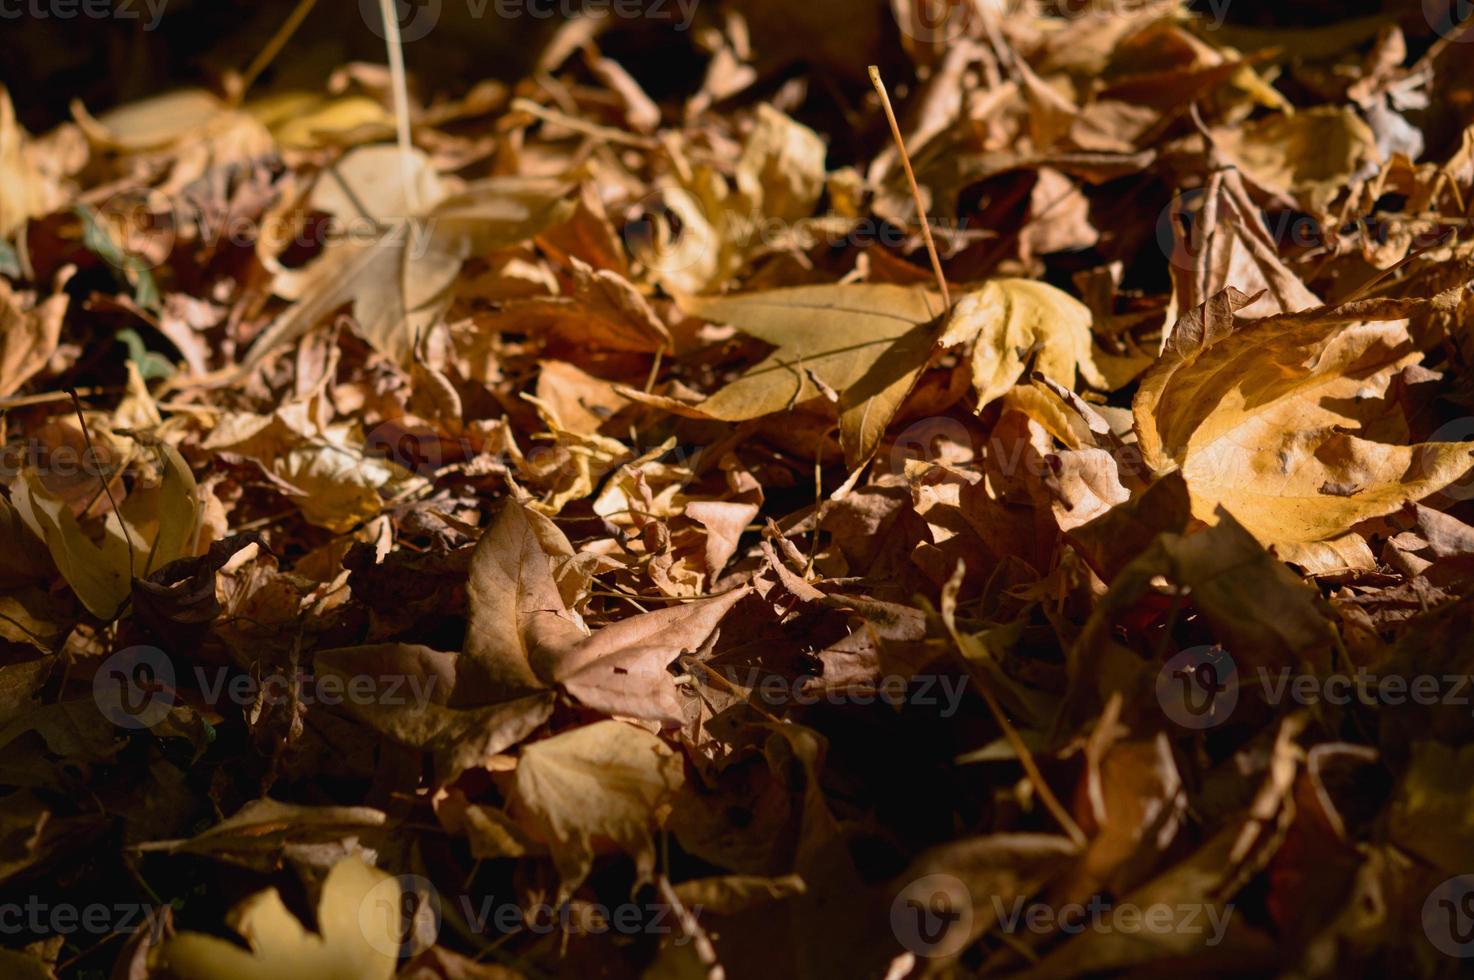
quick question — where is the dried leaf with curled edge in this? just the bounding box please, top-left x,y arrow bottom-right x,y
1211,106 -> 1379,212
497,257 -> 672,353
464,500 -> 750,723
1164,164 -> 1321,323
509,720 -> 684,901
1134,289 -> 1474,559
156,856 -> 400,980
134,798 -> 388,871
0,267 -> 71,398
938,277 -> 1107,412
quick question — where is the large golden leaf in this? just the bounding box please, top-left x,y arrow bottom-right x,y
12,442 -> 200,619
1134,290 -> 1474,555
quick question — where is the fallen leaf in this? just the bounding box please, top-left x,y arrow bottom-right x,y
157,856 -> 400,980
1135,290 -> 1474,554
509,719 -> 684,899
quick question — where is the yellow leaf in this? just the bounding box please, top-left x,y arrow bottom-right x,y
246,92 -> 393,149
157,856 -> 400,980
1134,291 -> 1474,552
939,278 -> 1106,411
11,442 -> 200,619
736,104 -> 828,223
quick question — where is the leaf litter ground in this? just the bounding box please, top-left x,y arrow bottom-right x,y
4,2 -> 1474,978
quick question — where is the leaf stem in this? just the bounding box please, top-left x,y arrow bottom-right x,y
379,0 -> 420,214
869,65 -> 951,311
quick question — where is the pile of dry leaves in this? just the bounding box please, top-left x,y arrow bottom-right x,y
4,1 -> 1474,977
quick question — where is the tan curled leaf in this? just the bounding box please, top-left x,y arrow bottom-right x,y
1212,106 -> 1379,212
73,88 -> 229,152
509,720 -> 684,899
496,258 -> 672,353
135,798 -> 388,871
1,88 -> 70,239
736,104 -> 828,223
466,500 -> 750,722
1164,165 -> 1321,323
